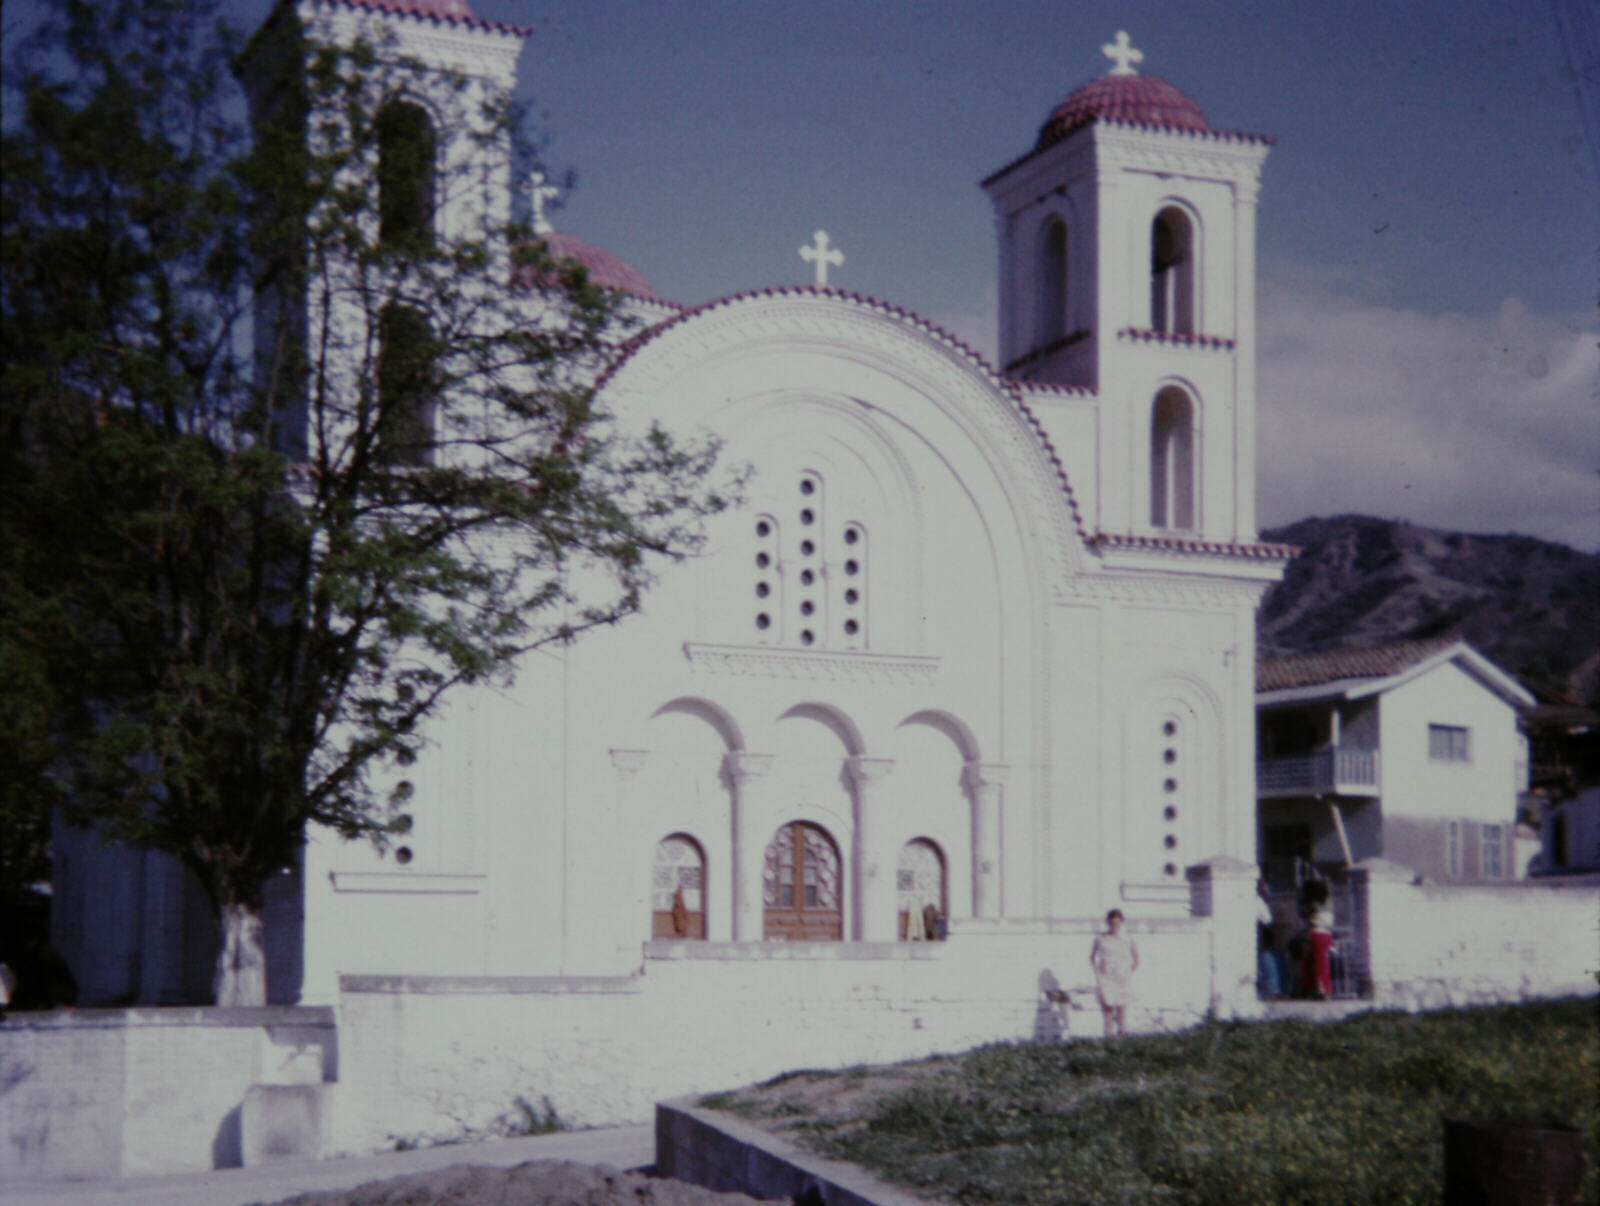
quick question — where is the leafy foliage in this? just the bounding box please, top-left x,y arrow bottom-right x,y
1,0 -> 724,992
709,998 -> 1599,1205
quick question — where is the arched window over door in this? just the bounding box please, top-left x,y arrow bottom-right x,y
897,838 -> 947,941
1035,217 -> 1068,348
1150,386 -> 1196,529
1151,207 -> 1195,335
763,821 -> 842,941
652,834 -> 706,939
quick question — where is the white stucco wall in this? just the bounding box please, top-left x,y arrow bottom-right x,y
1379,661 -> 1523,826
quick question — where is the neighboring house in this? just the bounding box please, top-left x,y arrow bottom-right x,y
1523,700 -> 1600,874
1256,639 -> 1535,885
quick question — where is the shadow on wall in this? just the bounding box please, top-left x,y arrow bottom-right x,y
1035,968 -> 1066,1041
213,1103 -> 242,1169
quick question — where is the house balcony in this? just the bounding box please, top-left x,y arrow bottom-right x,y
1257,745 -> 1380,799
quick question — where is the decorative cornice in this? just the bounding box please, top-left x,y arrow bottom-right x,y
1059,571 -> 1274,608
845,756 -> 895,784
983,118 -> 1272,188
684,641 -> 940,686
1117,327 -> 1235,352
962,762 -> 1011,791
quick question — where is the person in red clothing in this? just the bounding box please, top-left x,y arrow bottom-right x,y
1298,880 -> 1335,999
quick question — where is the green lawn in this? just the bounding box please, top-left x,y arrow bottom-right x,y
699,997 -> 1598,1205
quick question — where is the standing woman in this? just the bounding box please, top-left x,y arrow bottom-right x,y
1090,909 -> 1140,1036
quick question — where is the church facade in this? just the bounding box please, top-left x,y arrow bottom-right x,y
267,2 -> 1289,1005
47,0 -> 1299,1144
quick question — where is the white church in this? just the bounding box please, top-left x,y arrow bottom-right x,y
47,0 -> 1593,1165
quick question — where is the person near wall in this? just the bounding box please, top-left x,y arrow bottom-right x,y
1256,878 -> 1287,998
1090,908 -> 1139,1036
1298,880 -> 1335,1000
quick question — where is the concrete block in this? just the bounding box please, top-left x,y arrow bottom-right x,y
241,1083 -> 328,1166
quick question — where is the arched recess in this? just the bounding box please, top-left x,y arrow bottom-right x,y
1150,205 -> 1197,335
777,702 -> 865,759
887,711 -> 976,921
650,697 -> 745,752
652,833 -> 706,939
1121,673 -> 1227,892
1035,215 -> 1069,348
897,838 -> 947,940
763,820 -> 843,940
377,98 -> 436,246
1150,385 -> 1198,530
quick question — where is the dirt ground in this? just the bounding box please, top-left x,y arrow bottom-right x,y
259,1159 -> 777,1206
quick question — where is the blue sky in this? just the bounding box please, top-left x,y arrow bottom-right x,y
14,0 -> 1599,548
493,0 -> 1599,549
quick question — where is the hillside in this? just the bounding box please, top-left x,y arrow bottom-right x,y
1258,515 -> 1600,705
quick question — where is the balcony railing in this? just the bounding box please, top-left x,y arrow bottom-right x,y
1258,745 -> 1380,797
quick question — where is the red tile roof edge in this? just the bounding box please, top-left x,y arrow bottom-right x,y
1257,637 -> 1465,692
1117,327 -> 1236,351
1092,531 -> 1298,560
594,285 -> 1093,547
322,0 -> 531,38
982,120 -> 1274,187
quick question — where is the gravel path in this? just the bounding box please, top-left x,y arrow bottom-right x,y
261,1158 -> 775,1205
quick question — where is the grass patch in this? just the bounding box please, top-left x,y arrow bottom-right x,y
702,997 -> 1598,1205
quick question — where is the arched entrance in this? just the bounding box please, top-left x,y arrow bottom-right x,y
763,821 -> 843,941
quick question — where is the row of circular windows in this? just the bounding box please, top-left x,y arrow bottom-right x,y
752,476 -> 867,648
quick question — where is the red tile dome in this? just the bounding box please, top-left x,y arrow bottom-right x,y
1036,73 -> 1210,148
515,232 -> 661,302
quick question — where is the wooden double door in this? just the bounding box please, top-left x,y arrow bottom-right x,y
762,821 -> 842,941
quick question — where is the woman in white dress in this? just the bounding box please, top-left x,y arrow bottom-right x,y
1090,908 -> 1139,1036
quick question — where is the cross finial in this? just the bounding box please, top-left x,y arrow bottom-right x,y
799,229 -> 845,286
529,171 -> 560,234
1102,30 -> 1143,76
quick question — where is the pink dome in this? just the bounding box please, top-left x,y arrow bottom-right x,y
515,232 -> 661,302
1036,73 -> 1210,148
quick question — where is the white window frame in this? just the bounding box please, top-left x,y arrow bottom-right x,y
1428,723 -> 1470,763
1481,823 -> 1504,879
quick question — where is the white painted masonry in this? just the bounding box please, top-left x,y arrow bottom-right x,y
23,9 -> 1597,1184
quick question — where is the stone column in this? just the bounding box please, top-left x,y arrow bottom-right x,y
608,749 -> 649,954
1186,854 -> 1263,1020
724,752 -> 774,941
846,756 -> 896,942
963,762 -> 1010,919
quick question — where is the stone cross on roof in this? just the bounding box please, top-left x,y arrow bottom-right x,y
530,171 -> 560,234
1102,30 -> 1143,76
800,229 -> 844,286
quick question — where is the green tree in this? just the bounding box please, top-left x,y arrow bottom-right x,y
1,0 -> 725,1004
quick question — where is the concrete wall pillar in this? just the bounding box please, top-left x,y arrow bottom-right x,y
1186,854 -> 1263,1019
723,752 -> 774,941
845,756 -> 896,941
963,762 -> 1010,919
608,748 -> 650,953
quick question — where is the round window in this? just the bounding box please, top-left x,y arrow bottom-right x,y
756,582 -> 769,599
756,613 -> 771,630
844,588 -> 859,605
800,479 -> 815,495
801,540 -> 815,557
844,619 -> 859,635
756,552 -> 770,569
844,528 -> 859,545
845,559 -> 859,576
800,569 -> 815,586
800,600 -> 814,616
800,629 -> 815,646
800,509 -> 814,525
756,520 -> 770,538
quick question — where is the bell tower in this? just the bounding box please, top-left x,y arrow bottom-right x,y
236,0 -> 528,463
982,32 -> 1271,543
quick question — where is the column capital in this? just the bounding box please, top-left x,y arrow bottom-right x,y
962,761 -> 1010,791
723,751 -> 774,781
608,748 -> 649,776
844,756 -> 895,785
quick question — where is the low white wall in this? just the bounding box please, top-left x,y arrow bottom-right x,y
0,1007 -> 334,1183
1359,863 -> 1600,1010
331,920 -> 1219,1154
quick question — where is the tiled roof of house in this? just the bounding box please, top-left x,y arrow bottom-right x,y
1257,638 -> 1461,692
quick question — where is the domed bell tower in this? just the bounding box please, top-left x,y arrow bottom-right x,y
982,32 -> 1271,544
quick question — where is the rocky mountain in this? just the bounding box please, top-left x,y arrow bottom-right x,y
1257,515 -> 1600,706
